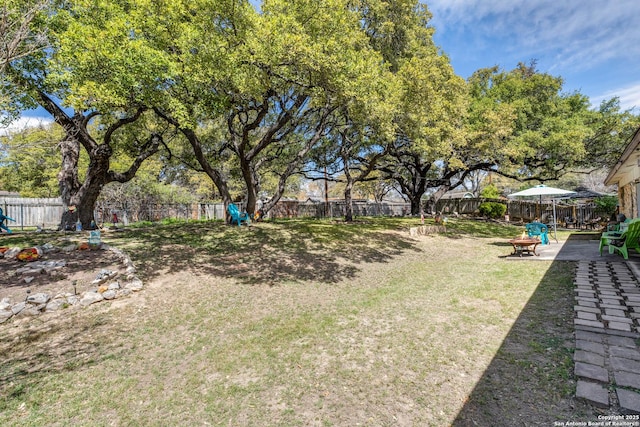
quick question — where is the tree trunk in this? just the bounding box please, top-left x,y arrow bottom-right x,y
410,197 -> 422,216
76,184 -> 102,229
343,151 -> 354,222
57,135 -> 82,230
154,109 -> 232,208
240,158 -> 257,215
430,185 -> 453,210
49,107 -> 160,229
344,181 -> 354,222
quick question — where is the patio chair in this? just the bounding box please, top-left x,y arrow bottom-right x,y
564,216 -> 576,229
0,208 -> 14,233
227,203 -> 250,226
600,220 -> 640,259
587,217 -> 602,230
526,222 -> 549,245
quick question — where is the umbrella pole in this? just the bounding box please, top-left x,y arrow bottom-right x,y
552,199 -> 559,243
538,195 -> 542,220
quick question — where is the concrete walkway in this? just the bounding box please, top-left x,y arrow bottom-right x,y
573,260 -> 640,413
508,235 -> 640,414
505,236 -> 629,262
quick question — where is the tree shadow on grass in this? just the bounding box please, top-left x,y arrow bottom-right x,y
0,219 -> 421,414
0,309 -> 134,407
108,220 -> 421,285
452,237 -> 602,425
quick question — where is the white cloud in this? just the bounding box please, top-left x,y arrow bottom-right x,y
426,0 -> 640,71
590,83 -> 640,112
0,116 -> 54,136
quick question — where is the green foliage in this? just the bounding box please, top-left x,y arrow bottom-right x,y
480,184 -> 500,199
1,0 -> 637,216
594,195 -> 618,218
582,98 -> 640,170
478,201 -> 506,219
0,0 -> 55,124
100,164 -> 198,208
466,62 -> 593,181
0,123 -> 61,197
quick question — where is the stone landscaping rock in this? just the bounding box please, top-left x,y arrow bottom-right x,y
409,225 -> 447,236
0,309 -> 13,323
16,305 -> 43,317
11,301 -> 25,315
92,269 -> 118,285
102,290 -> 117,300
26,292 -> 51,305
116,288 -> 132,298
40,242 -> 56,253
0,241 -> 143,324
45,299 -> 67,311
80,291 -> 104,306
125,278 -> 143,291
4,247 -> 21,258
61,244 -> 77,252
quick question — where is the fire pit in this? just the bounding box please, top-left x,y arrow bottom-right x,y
508,234 -> 541,257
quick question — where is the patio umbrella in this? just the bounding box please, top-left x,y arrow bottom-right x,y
507,185 -> 576,242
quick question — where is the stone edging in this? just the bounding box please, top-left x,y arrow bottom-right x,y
409,225 -> 447,236
0,244 -> 143,324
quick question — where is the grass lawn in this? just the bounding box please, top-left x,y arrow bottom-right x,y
0,217 -> 594,426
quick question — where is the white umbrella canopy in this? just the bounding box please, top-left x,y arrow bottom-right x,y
507,184 -> 576,198
507,185 -> 576,242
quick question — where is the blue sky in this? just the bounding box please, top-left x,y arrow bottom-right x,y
425,0 -> 640,111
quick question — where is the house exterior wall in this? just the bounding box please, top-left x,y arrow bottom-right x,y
619,183 -> 637,219
606,126 -> 640,219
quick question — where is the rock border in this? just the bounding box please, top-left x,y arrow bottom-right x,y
0,244 -> 142,324
409,225 -> 447,236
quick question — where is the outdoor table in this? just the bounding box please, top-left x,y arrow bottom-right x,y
508,237 -> 541,257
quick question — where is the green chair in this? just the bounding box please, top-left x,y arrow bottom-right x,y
600,220 -> 640,259
600,218 -> 639,255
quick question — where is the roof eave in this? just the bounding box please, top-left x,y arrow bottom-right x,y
605,126 -> 640,186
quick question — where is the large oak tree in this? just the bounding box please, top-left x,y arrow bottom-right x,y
2,0 -> 170,228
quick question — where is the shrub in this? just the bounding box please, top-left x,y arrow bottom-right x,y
594,195 -> 618,219
478,202 -> 507,219
480,184 -> 501,199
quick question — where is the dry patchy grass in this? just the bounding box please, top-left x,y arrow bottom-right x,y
0,218 -> 595,426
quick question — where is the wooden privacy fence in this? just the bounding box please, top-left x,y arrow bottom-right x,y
0,196 -> 603,229
2,199 -> 229,229
434,198 -> 601,224
270,200 -> 410,219
99,200 -> 412,223
3,198 -> 413,228
0,197 -> 64,230
94,202 -> 227,225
